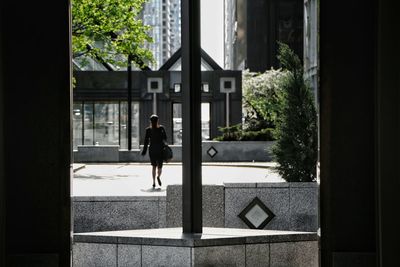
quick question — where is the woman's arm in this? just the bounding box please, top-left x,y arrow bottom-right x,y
161,126 -> 167,143
141,128 -> 150,155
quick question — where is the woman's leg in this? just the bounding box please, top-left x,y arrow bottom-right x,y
152,165 -> 157,187
157,164 -> 162,186
157,166 -> 162,178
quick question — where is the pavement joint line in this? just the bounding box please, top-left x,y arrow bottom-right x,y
73,162 -> 277,169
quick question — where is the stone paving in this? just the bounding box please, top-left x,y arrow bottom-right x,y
73,162 -> 284,197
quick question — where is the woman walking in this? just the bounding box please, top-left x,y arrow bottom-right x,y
141,114 -> 167,188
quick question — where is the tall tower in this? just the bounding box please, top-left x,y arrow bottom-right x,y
143,0 -> 181,69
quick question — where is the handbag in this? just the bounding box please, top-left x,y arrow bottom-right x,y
162,144 -> 173,162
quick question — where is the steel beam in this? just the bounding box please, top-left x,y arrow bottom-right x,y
181,0 -> 202,233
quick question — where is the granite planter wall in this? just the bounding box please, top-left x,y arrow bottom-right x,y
73,228 -> 319,267
73,182 -> 318,233
74,145 -> 120,163
73,196 -> 166,233
73,141 -> 275,163
166,182 -> 318,232
166,185 -> 225,228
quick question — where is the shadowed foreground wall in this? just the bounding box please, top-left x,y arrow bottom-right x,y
320,0 -> 400,266
0,0 -> 399,266
320,1 -> 376,266
0,1 -> 72,266
0,12 -> 5,266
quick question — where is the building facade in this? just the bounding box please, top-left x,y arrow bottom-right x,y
224,0 -> 303,72
142,0 -> 181,69
304,0 -> 319,101
72,50 -> 242,150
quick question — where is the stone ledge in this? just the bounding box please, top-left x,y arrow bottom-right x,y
74,227 -> 318,247
289,182 -> 319,188
223,183 -> 257,188
73,196 -> 165,202
257,182 -> 290,188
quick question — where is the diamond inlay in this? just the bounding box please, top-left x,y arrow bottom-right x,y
238,197 -> 275,229
207,146 -> 218,158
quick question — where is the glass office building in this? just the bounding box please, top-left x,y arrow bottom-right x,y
142,0 -> 181,69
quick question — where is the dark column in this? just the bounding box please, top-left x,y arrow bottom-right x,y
0,1 -> 71,266
0,15 -> 5,265
181,0 -> 202,233
127,55 -> 133,150
320,0 -> 376,266
376,1 -> 400,265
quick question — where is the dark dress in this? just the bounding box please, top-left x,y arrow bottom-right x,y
142,126 -> 167,167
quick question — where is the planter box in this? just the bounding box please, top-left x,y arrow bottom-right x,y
201,141 -> 275,162
166,182 -> 318,232
74,141 -> 275,163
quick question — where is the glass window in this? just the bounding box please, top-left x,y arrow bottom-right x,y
131,102 -> 140,148
83,102 -> 94,145
173,103 -> 182,144
224,80 -> 232,89
201,103 -> 211,140
73,102 -> 83,150
202,83 -> 210,93
120,102 -> 128,149
174,83 -> 181,93
94,102 -> 119,146
172,103 -> 210,143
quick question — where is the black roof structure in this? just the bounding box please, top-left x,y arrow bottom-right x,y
159,47 -> 223,71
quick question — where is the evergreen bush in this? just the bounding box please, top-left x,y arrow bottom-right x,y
272,42 -> 318,182
214,124 -> 276,141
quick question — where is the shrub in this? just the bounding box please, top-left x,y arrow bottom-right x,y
214,124 -> 276,141
214,124 -> 242,141
240,128 -> 276,141
272,42 -> 318,182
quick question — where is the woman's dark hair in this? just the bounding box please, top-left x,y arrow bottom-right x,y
150,114 -> 159,128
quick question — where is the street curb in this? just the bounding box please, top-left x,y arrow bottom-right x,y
73,164 -> 86,172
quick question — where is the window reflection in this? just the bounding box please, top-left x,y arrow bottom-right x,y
94,102 -> 119,146
172,102 -> 210,144
201,103 -> 210,140
131,102 -> 140,148
83,102 -> 94,145
120,102 -> 128,149
172,103 -> 182,144
73,102 -> 83,150
73,101 -> 140,149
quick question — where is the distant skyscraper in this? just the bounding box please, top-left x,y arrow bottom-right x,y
304,0 -> 318,101
143,0 -> 181,69
224,0 -> 303,72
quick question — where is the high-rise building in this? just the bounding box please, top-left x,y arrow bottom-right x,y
224,0 -> 303,72
304,0 -> 318,100
143,0 -> 181,70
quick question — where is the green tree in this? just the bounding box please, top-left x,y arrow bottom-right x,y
272,42 -> 318,182
242,68 -> 289,130
72,0 -> 153,68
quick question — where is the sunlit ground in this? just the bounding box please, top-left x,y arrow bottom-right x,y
73,163 -> 284,197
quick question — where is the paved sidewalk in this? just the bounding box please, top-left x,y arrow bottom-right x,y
72,162 -> 284,197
